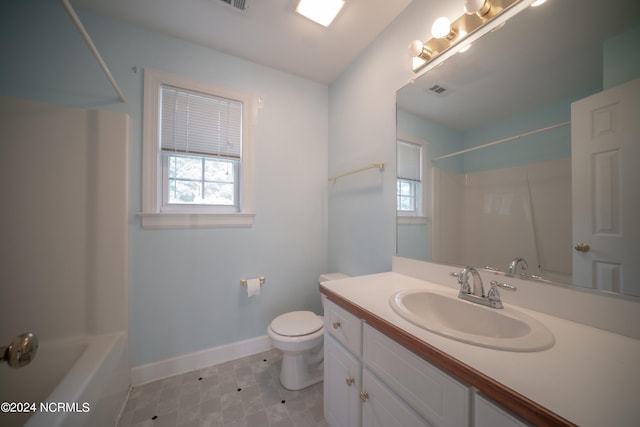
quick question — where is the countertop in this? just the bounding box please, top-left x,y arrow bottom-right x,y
320,272 -> 640,427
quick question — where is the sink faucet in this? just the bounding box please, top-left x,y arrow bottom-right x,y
451,266 -> 485,297
507,257 -> 528,277
450,267 -> 506,309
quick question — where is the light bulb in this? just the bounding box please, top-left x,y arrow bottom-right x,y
408,40 -> 425,57
431,17 -> 452,39
464,0 -> 492,17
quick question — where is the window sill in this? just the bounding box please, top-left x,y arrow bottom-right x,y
138,212 -> 255,229
397,215 -> 429,225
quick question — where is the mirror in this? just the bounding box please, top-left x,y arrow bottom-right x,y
396,0 -> 640,297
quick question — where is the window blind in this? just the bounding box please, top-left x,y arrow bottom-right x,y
160,85 -> 242,159
397,141 -> 421,181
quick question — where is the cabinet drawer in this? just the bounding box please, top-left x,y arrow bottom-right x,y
363,324 -> 470,427
324,298 -> 363,357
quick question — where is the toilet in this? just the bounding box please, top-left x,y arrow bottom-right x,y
268,273 -> 349,390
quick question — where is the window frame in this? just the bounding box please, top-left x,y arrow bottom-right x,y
140,68 -> 255,229
397,135 -> 428,225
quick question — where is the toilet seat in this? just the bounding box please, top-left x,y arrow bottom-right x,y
271,311 -> 323,337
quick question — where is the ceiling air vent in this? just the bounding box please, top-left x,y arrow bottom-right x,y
425,84 -> 452,97
217,0 -> 250,12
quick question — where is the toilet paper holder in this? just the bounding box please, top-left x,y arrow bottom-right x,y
240,277 -> 266,287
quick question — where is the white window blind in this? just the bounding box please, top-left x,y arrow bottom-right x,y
160,85 -> 242,159
397,141 -> 421,181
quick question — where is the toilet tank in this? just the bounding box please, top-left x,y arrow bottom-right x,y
319,273 -> 350,282
319,273 -> 350,312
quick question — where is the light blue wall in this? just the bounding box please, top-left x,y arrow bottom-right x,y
1,1 -> 328,365
397,109 -> 464,173
604,25 -> 640,89
461,94 -> 581,174
327,0 -> 456,275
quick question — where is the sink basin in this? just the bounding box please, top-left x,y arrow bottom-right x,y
390,290 -> 555,352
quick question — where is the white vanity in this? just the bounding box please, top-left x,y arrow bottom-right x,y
320,268 -> 640,427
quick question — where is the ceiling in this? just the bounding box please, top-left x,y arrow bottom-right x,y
74,0 -> 413,85
397,0 -> 640,131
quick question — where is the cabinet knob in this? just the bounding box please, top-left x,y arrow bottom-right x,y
345,376 -> 355,386
332,321 -> 341,329
359,391 -> 369,402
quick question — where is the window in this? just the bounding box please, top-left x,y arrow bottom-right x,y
141,69 -> 255,228
397,138 -> 427,222
397,178 -> 417,212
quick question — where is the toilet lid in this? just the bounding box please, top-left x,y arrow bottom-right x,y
271,311 -> 323,337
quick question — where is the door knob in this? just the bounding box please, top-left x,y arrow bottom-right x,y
574,243 -> 590,252
359,391 -> 369,402
345,376 -> 355,386
332,321 -> 341,329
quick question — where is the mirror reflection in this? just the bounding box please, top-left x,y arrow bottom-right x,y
396,0 -> 640,297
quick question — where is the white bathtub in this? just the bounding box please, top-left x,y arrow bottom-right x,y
0,333 -> 129,427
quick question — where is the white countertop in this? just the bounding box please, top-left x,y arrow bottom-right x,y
321,272 -> 640,427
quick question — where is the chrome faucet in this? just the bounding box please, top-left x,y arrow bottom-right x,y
451,267 -> 506,309
507,257 -> 528,277
451,266 -> 485,297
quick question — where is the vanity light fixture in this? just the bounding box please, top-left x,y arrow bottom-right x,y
409,0 -> 538,73
295,0 -> 345,27
459,43 -> 472,53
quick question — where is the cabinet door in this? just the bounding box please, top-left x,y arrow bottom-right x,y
324,334 -> 361,427
474,393 -> 530,427
363,324 -> 470,427
361,368 -> 433,427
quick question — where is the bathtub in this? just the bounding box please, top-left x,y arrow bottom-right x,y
0,332 -> 129,427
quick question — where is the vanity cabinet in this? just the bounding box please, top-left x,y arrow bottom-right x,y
363,324 -> 469,427
325,334 -> 362,427
324,298 -> 363,427
324,297 -> 530,427
324,299 -> 461,427
474,393 -> 530,427
361,367 -> 431,427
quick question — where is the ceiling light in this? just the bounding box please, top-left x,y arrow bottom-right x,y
296,0 -> 345,27
530,0 -> 547,6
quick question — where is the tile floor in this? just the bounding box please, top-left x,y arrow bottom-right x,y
117,349 -> 328,427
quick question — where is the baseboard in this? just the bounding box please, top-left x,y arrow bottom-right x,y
130,335 -> 272,386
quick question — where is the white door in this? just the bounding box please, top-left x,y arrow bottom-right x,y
571,77 -> 640,295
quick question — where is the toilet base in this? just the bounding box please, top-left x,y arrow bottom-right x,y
279,344 -> 324,391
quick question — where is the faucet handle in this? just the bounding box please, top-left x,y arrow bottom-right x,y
451,271 -> 471,294
493,281 -> 517,291
487,281 -> 504,309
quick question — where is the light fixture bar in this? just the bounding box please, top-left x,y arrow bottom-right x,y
410,0 -> 531,73
296,0 -> 345,27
